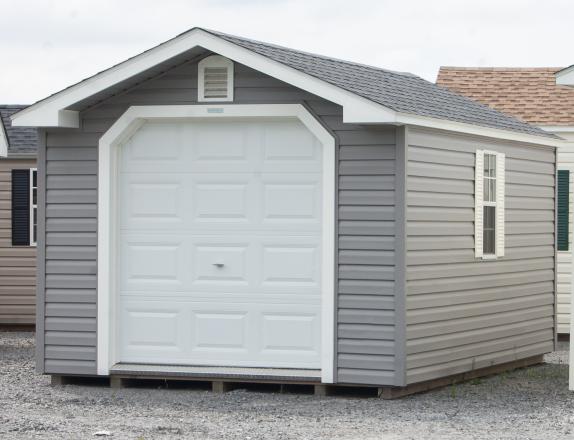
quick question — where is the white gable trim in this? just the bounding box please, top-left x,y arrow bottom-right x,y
96,104 -> 336,383
397,113 -> 563,148
10,28 -> 563,148
11,28 -> 396,128
0,119 -> 7,157
538,125 -> 574,134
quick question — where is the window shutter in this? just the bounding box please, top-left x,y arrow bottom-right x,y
475,150 -> 484,258
496,153 -> 506,257
557,169 -> 570,251
12,169 -> 30,246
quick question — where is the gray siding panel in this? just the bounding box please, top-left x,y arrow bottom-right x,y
405,127 -> 556,384
42,60 -> 398,385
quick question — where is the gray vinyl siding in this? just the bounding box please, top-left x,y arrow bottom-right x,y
404,127 -> 556,384
0,158 -> 37,325
40,57 -> 399,384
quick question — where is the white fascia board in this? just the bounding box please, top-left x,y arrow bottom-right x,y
538,125 -> 574,133
555,66 -> 574,86
11,28 -> 397,128
396,113 -> 564,148
0,120 -> 7,157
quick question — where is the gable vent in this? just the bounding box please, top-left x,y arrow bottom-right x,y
198,55 -> 234,102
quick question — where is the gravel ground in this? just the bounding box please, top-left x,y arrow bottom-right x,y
1,331 -> 573,439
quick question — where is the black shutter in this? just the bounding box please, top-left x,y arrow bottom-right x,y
12,169 -> 30,246
557,169 -> 570,251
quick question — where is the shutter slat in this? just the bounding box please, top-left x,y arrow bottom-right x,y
557,169 -> 570,251
12,169 -> 30,246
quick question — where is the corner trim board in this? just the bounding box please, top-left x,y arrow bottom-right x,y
36,129 -> 47,372
96,104 -> 336,383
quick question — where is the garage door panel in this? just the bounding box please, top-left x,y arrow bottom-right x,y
119,119 -> 324,369
120,239 -> 186,291
120,300 -> 321,367
120,305 -> 187,360
123,122 -> 184,166
120,173 -> 185,229
193,182 -> 252,223
262,245 -> 320,287
262,121 -> 321,168
193,244 -> 250,285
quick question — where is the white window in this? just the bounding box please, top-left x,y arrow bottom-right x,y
198,55 -> 234,102
30,168 -> 37,246
475,150 -> 505,259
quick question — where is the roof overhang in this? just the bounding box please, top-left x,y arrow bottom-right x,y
11,27 -> 561,148
11,28 -> 396,128
556,65 -> 574,86
0,120 -> 7,157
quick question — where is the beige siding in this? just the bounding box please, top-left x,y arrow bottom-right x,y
554,130 -> 574,334
0,158 -> 37,325
405,127 -> 555,385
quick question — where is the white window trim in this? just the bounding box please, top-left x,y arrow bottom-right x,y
29,168 -> 37,247
198,55 -> 234,102
96,104 -> 336,383
475,149 -> 505,259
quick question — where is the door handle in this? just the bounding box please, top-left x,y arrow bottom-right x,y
212,262 -> 225,268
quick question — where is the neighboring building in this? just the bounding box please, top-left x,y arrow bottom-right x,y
437,67 -> 574,334
12,29 -> 560,394
0,105 -> 38,326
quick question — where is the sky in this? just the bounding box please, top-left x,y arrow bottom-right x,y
0,0 -> 572,104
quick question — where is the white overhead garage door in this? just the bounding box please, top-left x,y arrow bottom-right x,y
118,119 -> 324,369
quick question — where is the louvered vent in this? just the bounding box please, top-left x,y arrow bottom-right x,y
198,55 -> 234,102
203,67 -> 229,99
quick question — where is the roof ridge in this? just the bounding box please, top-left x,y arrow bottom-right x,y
200,28 -> 417,79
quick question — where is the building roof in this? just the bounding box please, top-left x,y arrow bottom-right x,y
436,67 -> 574,126
12,28 -> 556,141
206,30 -> 553,138
0,105 -> 38,156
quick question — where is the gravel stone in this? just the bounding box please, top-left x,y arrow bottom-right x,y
1,331 -> 573,439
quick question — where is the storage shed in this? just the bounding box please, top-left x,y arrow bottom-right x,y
12,28 -> 561,394
0,105 -> 38,326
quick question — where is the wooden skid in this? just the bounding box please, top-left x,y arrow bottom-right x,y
49,355 -> 544,398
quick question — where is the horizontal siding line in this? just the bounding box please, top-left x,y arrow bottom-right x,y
406,329 -> 553,370
407,326 -> 552,358
406,341 -> 553,383
407,278 -> 554,300
407,304 -> 554,336
406,316 -> 551,355
407,261 -> 553,282
406,292 -> 553,324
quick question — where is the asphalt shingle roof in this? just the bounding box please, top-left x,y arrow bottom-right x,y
436,67 -> 574,126
203,29 -> 555,139
0,105 -> 38,155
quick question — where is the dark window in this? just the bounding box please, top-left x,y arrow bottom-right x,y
483,205 -> 496,255
557,169 -> 570,251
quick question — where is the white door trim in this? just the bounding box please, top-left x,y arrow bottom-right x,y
97,104 -> 336,383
